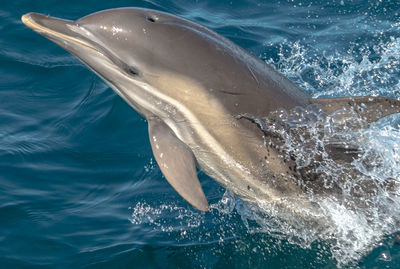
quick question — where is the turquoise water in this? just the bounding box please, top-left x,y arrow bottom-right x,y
2,0 -> 400,268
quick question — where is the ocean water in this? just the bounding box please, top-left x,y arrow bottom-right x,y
1,0 -> 400,268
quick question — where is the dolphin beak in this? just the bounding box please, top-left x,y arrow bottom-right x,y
21,12 -> 96,52
22,12 -> 72,33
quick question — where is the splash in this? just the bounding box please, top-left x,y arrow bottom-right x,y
237,104 -> 400,266
253,23 -> 400,265
265,27 -> 400,99
129,197 -> 246,244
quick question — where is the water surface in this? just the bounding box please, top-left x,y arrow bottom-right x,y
1,0 -> 400,268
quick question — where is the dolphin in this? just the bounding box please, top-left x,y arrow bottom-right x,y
21,8 -> 400,213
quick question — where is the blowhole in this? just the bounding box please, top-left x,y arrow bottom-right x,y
147,16 -> 156,23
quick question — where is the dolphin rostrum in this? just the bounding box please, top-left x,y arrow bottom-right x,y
21,8 -> 400,213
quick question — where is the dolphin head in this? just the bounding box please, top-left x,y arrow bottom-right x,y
21,8 -> 246,118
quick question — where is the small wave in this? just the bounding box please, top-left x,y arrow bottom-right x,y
0,48 -> 81,69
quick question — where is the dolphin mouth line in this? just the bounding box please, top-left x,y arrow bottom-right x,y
21,13 -> 98,53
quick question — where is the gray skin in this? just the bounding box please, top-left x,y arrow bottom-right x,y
21,8 -> 400,213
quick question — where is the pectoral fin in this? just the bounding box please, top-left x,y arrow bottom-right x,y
310,96 -> 400,123
148,118 -> 209,212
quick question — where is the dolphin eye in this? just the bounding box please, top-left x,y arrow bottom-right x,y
126,66 -> 139,76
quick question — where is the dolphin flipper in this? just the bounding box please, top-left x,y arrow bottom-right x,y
148,118 -> 209,211
310,96 -> 400,123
